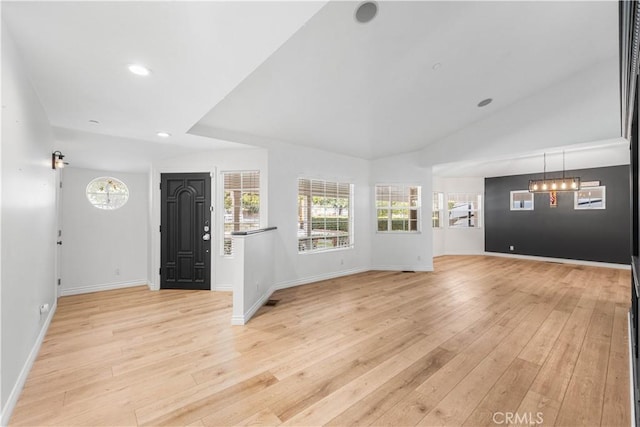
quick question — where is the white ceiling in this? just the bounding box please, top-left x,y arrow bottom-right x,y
193,0 -> 620,160
50,126 -> 266,173
2,1 -> 624,173
432,139 -> 629,178
2,1 -> 326,172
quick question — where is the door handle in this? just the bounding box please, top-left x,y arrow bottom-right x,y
202,233 -> 210,241
56,241 -> 63,245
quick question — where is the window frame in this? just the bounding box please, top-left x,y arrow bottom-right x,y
375,184 -> 422,233
221,170 -> 261,256
86,176 -> 129,210
432,191 -> 444,228
574,185 -> 606,210
447,192 -> 483,228
510,190 -> 535,211
297,178 -> 354,254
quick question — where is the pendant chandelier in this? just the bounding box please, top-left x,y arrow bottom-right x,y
528,151 -> 580,193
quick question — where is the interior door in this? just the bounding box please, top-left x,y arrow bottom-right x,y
161,173 -> 211,290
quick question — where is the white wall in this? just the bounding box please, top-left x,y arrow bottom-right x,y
432,176 -> 485,257
149,149 -> 269,291
268,145 -> 372,288
1,24 -> 57,423
370,153 -> 433,271
151,142 -> 435,297
231,230 -> 276,325
60,167 -> 148,295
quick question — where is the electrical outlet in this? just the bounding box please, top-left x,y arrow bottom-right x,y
509,245 -> 514,251
115,268 -> 120,276
417,255 -> 422,261
39,303 -> 50,315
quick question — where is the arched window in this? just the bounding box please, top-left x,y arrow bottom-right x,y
86,177 -> 129,210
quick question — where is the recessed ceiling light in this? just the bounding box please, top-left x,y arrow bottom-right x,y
88,119 -> 100,124
156,131 -> 171,138
128,64 -> 151,76
478,98 -> 493,107
355,1 -> 377,24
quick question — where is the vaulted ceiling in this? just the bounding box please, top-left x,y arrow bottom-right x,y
2,1 -> 624,172
2,1 -> 326,171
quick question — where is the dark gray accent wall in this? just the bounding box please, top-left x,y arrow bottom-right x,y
485,165 -> 630,264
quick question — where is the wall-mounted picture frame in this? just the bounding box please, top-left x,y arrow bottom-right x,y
580,180 -> 601,188
510,190 -> 534,211
574,186 -> 606,210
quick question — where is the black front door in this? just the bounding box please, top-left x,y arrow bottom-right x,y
161,173 -> 211,290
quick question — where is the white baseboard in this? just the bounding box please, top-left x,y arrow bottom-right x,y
439,251 -> 484,256
372,265 -> 434,272
231,286 -> 275,326
484,251 -> 630,270
0,300 -> 57,426
149,283 -> 231,292
231,314 -> 246,325
232,268 -> 371,325
60,279 -> 148,296
273,267 -> 370,291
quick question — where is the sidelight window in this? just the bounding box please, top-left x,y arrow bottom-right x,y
223,171 -> 260,255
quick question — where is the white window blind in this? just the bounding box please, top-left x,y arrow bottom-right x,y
223,171 -> 260,255
298,178 -> 353,253
376,185 -> 421,232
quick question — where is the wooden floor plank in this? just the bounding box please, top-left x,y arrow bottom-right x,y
236,409 -> 282,427
325,347 -> 455,427
517,274 -> 603,425
416,282 -> 567,426
600,304 -> 631,426
8,256 -> 630,427
554,300 -> 615,425
462,357 -> 540,427
518,309 -> 570,366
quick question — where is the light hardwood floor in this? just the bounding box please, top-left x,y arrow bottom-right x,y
10,256 -> 631,426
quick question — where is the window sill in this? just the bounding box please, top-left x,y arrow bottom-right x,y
298,245 -> 354,255
376,231 -> 422,234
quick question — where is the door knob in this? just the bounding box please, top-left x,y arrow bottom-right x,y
202,233 -> 210,241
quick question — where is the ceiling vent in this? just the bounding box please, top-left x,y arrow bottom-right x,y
355,1 -> 377,24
